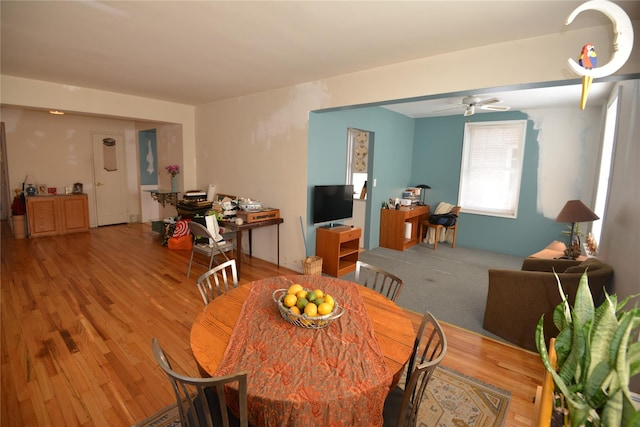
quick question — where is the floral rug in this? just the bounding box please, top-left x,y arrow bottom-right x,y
133,366 -> 511,427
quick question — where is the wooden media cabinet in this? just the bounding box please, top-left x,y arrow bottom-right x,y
315,225 -> 361,277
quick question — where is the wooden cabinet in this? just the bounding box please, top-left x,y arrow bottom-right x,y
315,226 -> 361,277
27,194 -> 89,237
379,205 -> 430,251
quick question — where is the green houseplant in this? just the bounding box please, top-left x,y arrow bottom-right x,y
536,271 -> 640,427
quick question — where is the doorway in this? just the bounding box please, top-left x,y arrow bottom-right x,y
92,133 -> 128,225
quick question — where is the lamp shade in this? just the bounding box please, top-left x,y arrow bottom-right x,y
555,200 -> 599,223
416,184 -> 431,189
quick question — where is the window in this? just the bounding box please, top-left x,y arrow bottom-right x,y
591,88 -> 619,244
458,120 -> 527,218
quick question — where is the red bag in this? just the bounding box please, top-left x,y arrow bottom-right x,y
168,234 -> 193,251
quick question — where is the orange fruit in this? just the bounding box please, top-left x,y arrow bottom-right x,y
288,284 -> 303,295
296,290 -> 308,300
317,302 -> 332,315
324,294 -> 335,307
290,306 -> 301,315
283,294 -> 297,308
314,289 -> 324,299
304,302 -> 318,317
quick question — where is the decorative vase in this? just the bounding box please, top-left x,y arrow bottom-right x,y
171,175 -> 177,193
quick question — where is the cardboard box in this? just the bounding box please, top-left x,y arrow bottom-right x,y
237,208 -> 280,223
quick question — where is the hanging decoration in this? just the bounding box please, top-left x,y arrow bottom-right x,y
565,0 -> 634,109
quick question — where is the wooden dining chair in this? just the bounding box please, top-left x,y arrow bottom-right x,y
383,311 -> 447,427
152,337 -> 249,427
196,259 -> 239,306
419,206 -> 461,250
354,261 -> 404,302
187,220 -> 236,278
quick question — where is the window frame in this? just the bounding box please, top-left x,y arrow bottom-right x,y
458,120 -> 528,219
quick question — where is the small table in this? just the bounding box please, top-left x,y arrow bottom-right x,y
190,275 -> 415,426
219,217 -> 284,279
146,190 -> 179,207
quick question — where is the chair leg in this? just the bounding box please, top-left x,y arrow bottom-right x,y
187,250 -> 195,278
451,226 -> 457,248
433,226 -> 440,250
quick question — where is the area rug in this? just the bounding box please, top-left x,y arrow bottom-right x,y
133,366 -> 511,427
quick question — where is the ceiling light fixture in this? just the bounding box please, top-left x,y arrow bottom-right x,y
49,110 -> 65,115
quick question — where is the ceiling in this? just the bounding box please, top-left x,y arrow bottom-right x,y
2,1 -> 639,116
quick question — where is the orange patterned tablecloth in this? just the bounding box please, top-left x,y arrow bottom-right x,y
214,275 -> 392,427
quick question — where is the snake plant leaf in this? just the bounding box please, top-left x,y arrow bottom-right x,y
587,294 -> 618,380
555,325 -> 572,367
622,393 -> 640,427
628,341 -> 640,377
602,387 -> 623,427
573,271 -> 595,329
554,270 -> 572,326
584,360 -> 612,408
558,321 -> 586,385
536,317 -> 573,399
610,312 -> 636,390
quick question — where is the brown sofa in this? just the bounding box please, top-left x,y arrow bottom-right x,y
482,257 -> 613,352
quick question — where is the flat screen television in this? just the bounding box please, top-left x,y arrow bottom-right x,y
313,185 -> 354,226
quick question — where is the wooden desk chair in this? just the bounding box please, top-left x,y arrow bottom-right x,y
196,259 -> 239,306
152,337 -> 248,427
187,221 -> 235,278
419,206 -> 461,250
354,261 -> 404,302
383,311 -> 447,427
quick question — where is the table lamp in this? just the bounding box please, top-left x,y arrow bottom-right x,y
416,184 -> 431,206
555,200 -> 599,259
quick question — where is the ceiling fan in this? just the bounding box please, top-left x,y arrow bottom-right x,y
438,95 -> 511,116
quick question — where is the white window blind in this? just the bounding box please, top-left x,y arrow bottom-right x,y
458,120 -> 527,218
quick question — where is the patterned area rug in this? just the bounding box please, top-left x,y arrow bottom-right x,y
133,366 -> 511,427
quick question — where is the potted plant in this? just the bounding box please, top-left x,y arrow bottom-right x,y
536,271 -> 640,426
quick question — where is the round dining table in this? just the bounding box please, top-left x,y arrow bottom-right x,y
190,275 -> 415,427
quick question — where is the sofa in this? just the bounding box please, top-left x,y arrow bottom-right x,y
482,257 -> 613,352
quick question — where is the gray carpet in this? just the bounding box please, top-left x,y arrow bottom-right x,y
341,243 -> 524,342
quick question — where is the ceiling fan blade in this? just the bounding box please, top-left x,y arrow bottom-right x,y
475,97 -> 502,106
433,106 -> 464,113
478,105 -> 510,111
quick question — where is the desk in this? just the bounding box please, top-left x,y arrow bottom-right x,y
190,275 -> 415,426
379,205 -> 430,251
220,217 -> 284,279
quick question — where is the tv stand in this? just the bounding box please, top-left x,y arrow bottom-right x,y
320,222 -> 344,229
315,226 -> 361,277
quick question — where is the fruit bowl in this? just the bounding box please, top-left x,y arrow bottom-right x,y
272,289 -> 345,329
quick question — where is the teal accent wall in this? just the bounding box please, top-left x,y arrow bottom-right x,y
411,111 -> 565,256
309,108 -> 568,258
308,107 -> 415,251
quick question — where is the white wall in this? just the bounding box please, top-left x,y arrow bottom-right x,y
1,23 -> 638,275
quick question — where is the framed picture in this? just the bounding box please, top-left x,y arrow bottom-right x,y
38,184 -> 47,195
48,187 -> 57,195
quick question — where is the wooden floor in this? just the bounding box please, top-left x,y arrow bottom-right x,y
1,221 -> 544,426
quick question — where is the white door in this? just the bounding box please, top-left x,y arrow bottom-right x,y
92,133 -> 128,225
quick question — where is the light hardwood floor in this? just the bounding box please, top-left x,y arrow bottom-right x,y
1,221 -> 544,426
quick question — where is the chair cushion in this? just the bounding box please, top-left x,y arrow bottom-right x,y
382,385 -> 406,427
564,257 -> 603,273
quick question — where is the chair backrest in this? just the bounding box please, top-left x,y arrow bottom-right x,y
354,261 -> 404,302
449,206 -> 461,226
188,221 -> 215,244
152,337 -> 248,427
196,259 -> 239,305
397,312 -> 447,427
